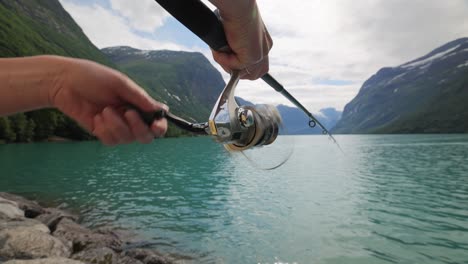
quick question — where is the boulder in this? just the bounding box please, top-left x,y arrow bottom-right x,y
0,197 -> 24,219
124,248 -> 172,264
72,247 -> 117,264
36,208 -> 78,232
117,255 -> 145,264
53,218 -> 122,253
0,218 -> 50,234
0,193 -> 45,218
0,224 -> 71,259
3,258 -> 85,264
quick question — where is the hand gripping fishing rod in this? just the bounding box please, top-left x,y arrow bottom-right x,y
153,0 -> 342,149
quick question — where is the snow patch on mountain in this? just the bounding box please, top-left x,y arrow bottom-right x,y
401,45 -> 460,69
387,72 -> 407,85
457,61 -> 468,68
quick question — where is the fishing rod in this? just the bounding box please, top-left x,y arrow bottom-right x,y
153,0 -> 342,149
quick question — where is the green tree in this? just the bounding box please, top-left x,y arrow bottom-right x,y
10,113 -> 28,142
28,109 -> 59,140
55,115 -> 93,140
0,117 -> 16,142
24,119 -> 36,142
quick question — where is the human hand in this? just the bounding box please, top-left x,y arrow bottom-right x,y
211,2 -> 273,80
49,57 -> 167,146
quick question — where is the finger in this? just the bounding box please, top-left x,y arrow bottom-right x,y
240,58 -> 269,80
101,107 -> 133,144
116,74 -> 168,112
151,118 -> 168,138
93,114 -> 118,146
212,50 -> 243,71
124,110 -> 154,144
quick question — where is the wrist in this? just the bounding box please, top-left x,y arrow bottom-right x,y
0,56 -> 69,115
42,55 -> 71,108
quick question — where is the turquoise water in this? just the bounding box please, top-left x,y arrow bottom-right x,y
1,135 -> 468,263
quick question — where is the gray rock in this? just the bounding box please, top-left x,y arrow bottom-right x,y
36,208 -> 78,232
0,218 -> 50,234
117,255 -> 145,264
124,248 -> 171,264
0,198 -> 24,220
53,218 -> 123,253
72,247 -> 117,264
3,258 -> 85,264
0,225 -> 71,259
0,193 -> 45,218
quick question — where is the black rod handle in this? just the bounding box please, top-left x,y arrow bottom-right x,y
128,106 -> 208,135
155,0 -> 229,51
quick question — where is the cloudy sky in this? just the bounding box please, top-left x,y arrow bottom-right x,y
59,0 -> 468,112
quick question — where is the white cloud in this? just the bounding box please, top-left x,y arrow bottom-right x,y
59,0 -> 181,50
59,0 -> 468,112
254,0 -> 468,111
109,0 -> 169,32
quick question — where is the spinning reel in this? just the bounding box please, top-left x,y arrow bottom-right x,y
142,70 -> 284,153
208,71 -> 282,152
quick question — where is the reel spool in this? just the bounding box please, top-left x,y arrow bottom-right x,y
224,104 -> 281,151
206,70 -> 294,170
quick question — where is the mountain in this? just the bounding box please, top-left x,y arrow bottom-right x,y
101,46 -> 225,122
276,105 -> 342,134
334,38 -> 468,134
0,0 -> 111,65
0,0 -> 116,143
235,98 -> 342,135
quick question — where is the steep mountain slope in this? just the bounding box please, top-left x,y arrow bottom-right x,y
334,38 -> 468,134
101,46 -> 226,122
0,0 -> 111,65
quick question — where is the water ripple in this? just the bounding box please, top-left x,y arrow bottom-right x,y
1,135 -> 468,263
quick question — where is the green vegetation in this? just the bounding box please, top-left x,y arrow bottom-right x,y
101,47 -> 225,122
0,110 -> 92,143
0,0 -> 111,63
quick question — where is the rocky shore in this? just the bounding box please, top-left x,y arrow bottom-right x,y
0,193 -> 176,264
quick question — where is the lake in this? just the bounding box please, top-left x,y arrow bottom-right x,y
1,135 -> 467,263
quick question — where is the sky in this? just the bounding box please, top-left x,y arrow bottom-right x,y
59,0 -> 468,112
